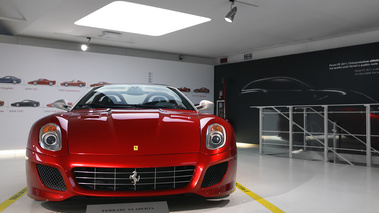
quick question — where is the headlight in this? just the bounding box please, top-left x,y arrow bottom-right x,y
206,124 -> 226,150
39,123 -> 62,151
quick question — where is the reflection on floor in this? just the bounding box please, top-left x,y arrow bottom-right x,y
2,145 -> 379,212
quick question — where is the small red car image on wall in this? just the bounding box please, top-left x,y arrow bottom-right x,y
194,87 -> 210,93
90,81 -> 110,87
60,80 -> 86,87
28,78 -> 56,86
178,87 -> 191,92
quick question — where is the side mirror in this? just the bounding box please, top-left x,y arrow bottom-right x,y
52,99 -> 71,111
196,100 -> 214,111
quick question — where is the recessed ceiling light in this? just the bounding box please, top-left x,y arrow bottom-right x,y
74,1 -> 211,36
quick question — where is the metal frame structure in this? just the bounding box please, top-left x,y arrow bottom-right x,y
254,104 -> 379,167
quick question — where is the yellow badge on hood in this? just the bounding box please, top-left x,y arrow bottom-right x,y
133,145 -> 138,151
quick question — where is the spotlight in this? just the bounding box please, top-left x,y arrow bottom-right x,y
81,44 -> 88,51
225,0 -> 237,23
81,37 -> 91,51
225,7 -> 237,23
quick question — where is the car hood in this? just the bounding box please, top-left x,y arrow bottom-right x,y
67,109 -> 201,155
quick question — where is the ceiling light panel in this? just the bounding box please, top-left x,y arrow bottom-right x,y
74,1 -> 211,36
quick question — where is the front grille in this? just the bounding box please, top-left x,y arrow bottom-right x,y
201,162 -> 228,188
73,166 -> 195,191
36,164 -> 67,191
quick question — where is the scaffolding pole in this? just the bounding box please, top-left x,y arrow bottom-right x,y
324,106 -> 328,162
366,104 -> 371,167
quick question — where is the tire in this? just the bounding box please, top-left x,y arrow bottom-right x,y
33,81 -> 37,85
79,83 -> 83,87
49,82 -> 53,86
64,83 -> 69,87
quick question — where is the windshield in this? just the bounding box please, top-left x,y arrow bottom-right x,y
73,84 -> 196,111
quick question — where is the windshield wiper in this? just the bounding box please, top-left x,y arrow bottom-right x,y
112,104 -> 170,109
75,103 -> 173,110
75,103 -> 134,109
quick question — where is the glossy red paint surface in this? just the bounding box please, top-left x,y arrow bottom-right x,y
26,108 -> 237,201
68,109 -> 201,155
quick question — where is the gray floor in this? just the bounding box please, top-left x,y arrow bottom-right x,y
1,144 -> 379,212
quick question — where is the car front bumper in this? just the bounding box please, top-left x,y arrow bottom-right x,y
26,149 -> 237,201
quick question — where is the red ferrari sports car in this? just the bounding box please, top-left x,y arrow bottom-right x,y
28,78 -> 56,86
194,87 -> 210,93
26,84 -> 236,201
60,80 -> 86,87
90,81 -> 110,87
178,87 -> 191,92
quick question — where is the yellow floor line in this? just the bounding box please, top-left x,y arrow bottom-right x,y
1,185 -> 283,212
0,187 -> 27,212
236,182 -> 285,213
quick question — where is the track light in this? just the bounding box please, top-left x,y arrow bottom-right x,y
225,0 -> 237,23
224,0 -> 258,23
81,37 -> 91,51
225,6 -> 237,23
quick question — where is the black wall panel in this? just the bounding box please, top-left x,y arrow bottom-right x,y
214,42 -> 379,143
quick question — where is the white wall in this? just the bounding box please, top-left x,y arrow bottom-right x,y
0,43 -> 214,150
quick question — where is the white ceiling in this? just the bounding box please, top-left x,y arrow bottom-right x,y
1,0 -> 379,60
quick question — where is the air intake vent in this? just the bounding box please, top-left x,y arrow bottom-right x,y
36,164 -> 66,191
73,166 -> 195,191
201,162 -> 228,188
